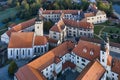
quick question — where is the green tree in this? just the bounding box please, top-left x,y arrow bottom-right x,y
8,61 -> 18,76
44,21 -> 54,33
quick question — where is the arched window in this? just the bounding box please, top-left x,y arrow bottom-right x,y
28,50 -> 30,55
17,50 -> 19,55
34,47 -> 36,53
11,50 -> 12,56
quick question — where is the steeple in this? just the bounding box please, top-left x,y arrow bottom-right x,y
100,33 -> 110,67
100,33 -> 109,51
35,13 -> 43,36
35,13 -> 43,21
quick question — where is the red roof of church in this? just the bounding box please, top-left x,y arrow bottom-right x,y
6,18 -> 35,37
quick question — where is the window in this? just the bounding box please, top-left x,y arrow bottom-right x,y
53,36 -> 56,39
35,48 -> 36,53
38,47 -> 40,52
17,50 -> 19,55
102,52 -> 104,55
45,46 -> 47,52
82,63 -> 85,66
23,50 -> 24,55
102,59 -> 104,62
81,59 -> 85,62
77,56 -> 79,59
77,61 -> 79,63
50,65 -> 52,68
112,73 -> 114,76
46,73 -> 48,76
41,47 -> 43,52
28,50 -> 30,55
112,78 -> 114,80
11,50 -> 12,56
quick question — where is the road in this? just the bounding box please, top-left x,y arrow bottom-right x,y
110,51 -> 120,60
0,60 -> 28,80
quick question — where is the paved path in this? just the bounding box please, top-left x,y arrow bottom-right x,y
0,64 -> 11,80
98,26 -> 106,37
0,60 -> 28,80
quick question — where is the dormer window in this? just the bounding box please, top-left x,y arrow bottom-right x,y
83,48 -> 87,53
90,50 -> 94,55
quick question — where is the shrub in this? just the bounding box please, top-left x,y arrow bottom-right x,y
8,61 -> 18,76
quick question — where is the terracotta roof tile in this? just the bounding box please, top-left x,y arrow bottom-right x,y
6,18 -> 35,37
76,60 -> 105,80
107,55 -> 112,66
84,12 -> 95,17
45,36 -> 58,44
50,19 -> 65,32
62,61 -> 76,70
41,10 -> 81,15
8,32 -> 34,48
72,40 -> 100,61
15,65 -> 46,80
63,19 -> 94,29
28,41 -> 75,70
112,58 -> 120,74
80,37 -> 120,48
34,36 -> 48,46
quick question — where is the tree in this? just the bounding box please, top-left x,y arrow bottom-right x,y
44,21 -> 54,33
97,1 -> 113,17
8,61 -> 18,76
81,0 -> 90,11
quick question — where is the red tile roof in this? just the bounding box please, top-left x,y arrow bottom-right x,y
15,65 -> 46,80
34,36 -> 48,46
76,60 -> 105,80
72,40 -> 100,61
80,37 -> 120,48
62,61 -> 76,70
50,19 -> 65,32
112,58 -> 120,75
6,18 -> 35,37
41,10 -> 81,15
63,19 -> 94,29
107,55 -> 112,66
8,32 -> 34,48
84,12 -> 95,17
28,41 -> 75,70
45,35 -> 58,43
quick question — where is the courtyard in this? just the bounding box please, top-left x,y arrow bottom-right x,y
50,69 -> 80,80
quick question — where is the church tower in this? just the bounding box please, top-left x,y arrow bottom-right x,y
100,33 -> 110,68
35,14 -> 43,36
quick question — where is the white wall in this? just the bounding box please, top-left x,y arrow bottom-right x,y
8,48 -> 33,60
33,43 -> 49,55
86,14 -> 107,24
1,33 -> 9,43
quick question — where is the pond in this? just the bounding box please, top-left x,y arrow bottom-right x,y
113,4 -> 120,14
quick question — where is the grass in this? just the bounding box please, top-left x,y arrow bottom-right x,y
102,26 -> 120,35
0,7 -> 19,22
94,25 -> 104,35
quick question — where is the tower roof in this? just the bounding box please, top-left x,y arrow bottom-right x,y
35,14 -> 43,21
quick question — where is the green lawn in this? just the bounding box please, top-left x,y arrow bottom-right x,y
94,25 -> 104,35
0,7 -> 19,22
102,27 -> 120,35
